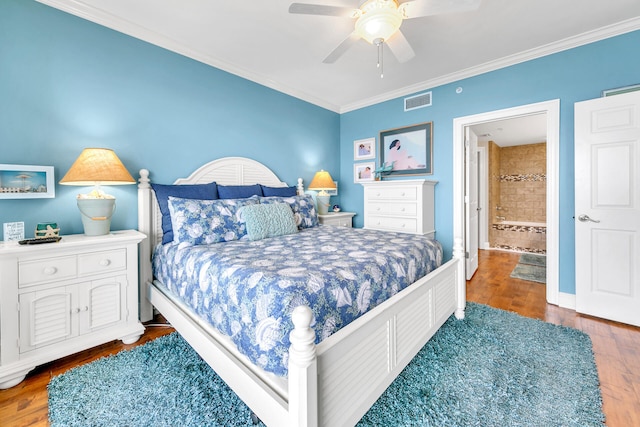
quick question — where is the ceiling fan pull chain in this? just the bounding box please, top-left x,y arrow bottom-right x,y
375,37 -> 384,79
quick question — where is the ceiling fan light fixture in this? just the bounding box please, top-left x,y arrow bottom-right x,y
354,0 -> 403,44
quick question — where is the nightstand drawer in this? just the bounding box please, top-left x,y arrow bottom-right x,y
317,212 -> 355,227
19,256 -> 77,287
366,216 -> 418,233
366,202 -> 417,216
78,249 -> 127,276
365,186 -> 418,201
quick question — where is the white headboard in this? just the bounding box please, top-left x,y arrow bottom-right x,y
137,156 -> 304,321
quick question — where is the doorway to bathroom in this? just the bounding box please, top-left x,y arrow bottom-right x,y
453,100 -> 560,305
471,115 -> 547,255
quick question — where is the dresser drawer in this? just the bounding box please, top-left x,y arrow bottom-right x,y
366,216 -> 418,233
366,202 -> 417,216
19,256 -> 77,287
78,249 -> 127,276
365,185 -> 418,201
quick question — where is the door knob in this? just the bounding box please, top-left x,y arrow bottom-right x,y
578,214 -> 600,223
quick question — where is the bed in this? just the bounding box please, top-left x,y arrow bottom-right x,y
137,156 -> 466,427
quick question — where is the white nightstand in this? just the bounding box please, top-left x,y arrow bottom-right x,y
318,212 -> 355,227
0,230 -> 146,389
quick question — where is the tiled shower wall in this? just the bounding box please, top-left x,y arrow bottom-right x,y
489,142 -> 547,253
498,143 -> 547,222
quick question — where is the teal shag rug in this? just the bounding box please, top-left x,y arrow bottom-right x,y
511,253 -> 546,283
48,303 -> 604,427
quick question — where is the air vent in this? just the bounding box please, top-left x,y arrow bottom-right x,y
404,91 -> 432,112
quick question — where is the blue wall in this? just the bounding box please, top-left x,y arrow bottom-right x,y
0,0 -> 339,238
339,30 -> 640,294
2,0 -> 639,295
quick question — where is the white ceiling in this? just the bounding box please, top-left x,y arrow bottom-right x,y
471,114 -> 547,147
37,0 -> 640,113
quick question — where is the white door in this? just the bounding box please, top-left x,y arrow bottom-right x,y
465,127 -> 479,280
574,90 -> 640,327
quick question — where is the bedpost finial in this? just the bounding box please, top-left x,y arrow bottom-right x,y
297,178 -> 304,196
139,169 -> 150,189
289,306 -> 316,367
292,305 -> 313,329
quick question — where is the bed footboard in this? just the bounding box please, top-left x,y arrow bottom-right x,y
288,257 -> 461,427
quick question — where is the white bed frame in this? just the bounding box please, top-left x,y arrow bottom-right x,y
137,157 -> 466,427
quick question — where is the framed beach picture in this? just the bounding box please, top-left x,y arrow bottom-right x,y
354,137 -> 375,160
379,122 -> 433,176
354,162 -> 375,183
0,164 -> 55,199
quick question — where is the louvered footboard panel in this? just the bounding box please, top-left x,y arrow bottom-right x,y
314,259 -> 458,427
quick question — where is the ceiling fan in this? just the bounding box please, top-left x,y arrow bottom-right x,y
289,0 -> 481,68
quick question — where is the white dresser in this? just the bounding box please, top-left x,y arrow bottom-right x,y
0,230 -> 146,389
362,179 -> 437,238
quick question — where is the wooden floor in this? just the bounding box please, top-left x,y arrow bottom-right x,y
1,249 -> 638,426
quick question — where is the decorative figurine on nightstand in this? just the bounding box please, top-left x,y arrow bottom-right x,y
332,204 -> 341,212
35,222 -> 60,238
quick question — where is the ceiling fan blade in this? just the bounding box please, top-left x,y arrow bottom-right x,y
323,31 -> 361,63
386,30 -> 415,63
400,0 -> 481,19
289,3 -> 359,18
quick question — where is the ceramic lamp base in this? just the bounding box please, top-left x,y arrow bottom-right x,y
316,194 -> 330,215
77,198 -> 115,236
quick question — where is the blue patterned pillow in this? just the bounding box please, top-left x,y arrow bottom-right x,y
151,182 -> 218,244
168,196 -> 259,245
239,203 -> 298,241
259,194 -> 319,229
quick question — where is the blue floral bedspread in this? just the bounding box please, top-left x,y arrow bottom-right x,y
152,225 -> 442,377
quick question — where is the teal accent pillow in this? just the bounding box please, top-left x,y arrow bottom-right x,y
168,196 -> 259,245
259,194 -> 319,229
239,203 -> 298,241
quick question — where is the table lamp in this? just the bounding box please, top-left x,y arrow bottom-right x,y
308,170 -> 336,215
59,148 -> 135,235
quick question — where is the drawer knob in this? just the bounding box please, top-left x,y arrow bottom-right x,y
43,266 -> 57,275
100,259 -> 111,267
401,223 -> 406,228
376,192 -> 381,197
401,207 -> 405,212
401,192 -> 406,196
376,207 -> 380,211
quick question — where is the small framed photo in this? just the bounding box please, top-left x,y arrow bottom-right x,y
379,122 -> 433,176
0,164 -> 55,199
354,137 -> 375,160
354,162 -> 375,183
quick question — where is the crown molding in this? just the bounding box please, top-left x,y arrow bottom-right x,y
339,17 -> 640,113
36,0 -> 342,112
35,1 -> 640,114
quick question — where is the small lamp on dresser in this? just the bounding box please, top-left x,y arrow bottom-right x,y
59,148 -> 136,236
308,170 -> 336,215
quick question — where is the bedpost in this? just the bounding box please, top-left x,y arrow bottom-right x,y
452,236 -> 466,320
288,305 -> 318,427
297,178 -> 304,196
137,168 -> 154,322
